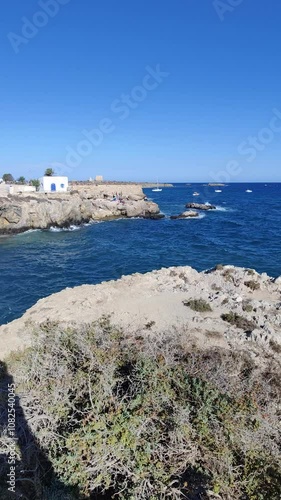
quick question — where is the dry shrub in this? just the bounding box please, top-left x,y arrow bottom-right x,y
269,339 -> 281,354
246,269 -> 255,276
211,284 -> 221,291
221,311 -> 256,331
205,330 -> 222,339
1,318 -> 281,500
183,299 -> 212,312
215,264 -> 224,270
242,300 -> 253,313
222,268 -> 235,283
244,280 -> 260,291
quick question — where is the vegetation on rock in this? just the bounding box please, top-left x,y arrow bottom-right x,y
221,312 -> 256,331
183,299 -> 212,312
244,280 -> 261,291
0,319 -> 280,499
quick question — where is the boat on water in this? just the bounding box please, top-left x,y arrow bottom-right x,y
215,189 -> 222,193
246,189 -> 253,193
193,192 -> 200,196
152,180 -> 162,192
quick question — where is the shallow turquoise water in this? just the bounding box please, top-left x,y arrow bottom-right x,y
0,183 -> 280,325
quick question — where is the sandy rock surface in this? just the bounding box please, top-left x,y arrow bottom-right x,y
1,265 -> 280,361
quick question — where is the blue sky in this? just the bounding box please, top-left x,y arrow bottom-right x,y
1,0 -> 281,182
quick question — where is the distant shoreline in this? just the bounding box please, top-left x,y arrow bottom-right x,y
70,181 -> 174,188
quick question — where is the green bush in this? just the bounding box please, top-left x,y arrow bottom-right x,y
242,300 -> 253,313
246,269 -> 255,276
183,299 -> 212,312
221,312 -> 256,331
2,319 -> 281,499
244,280 -> 260,291
222,268 -> 235,282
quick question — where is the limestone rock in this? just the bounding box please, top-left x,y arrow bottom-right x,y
171,210 -> 199,219
0,203 -> 22,226
1,264 -> 281,361
186,203 -> 216,210
0,188 -> 162,235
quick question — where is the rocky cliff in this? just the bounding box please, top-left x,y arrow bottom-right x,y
1,264 -> 280,361
0,185 -> 162,235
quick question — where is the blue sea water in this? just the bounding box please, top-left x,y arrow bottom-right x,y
0,183 -> 281,325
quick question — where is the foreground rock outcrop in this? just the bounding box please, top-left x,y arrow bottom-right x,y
0,184 -> 162,234
1,264 -> 280,361
1,264 -> 280,500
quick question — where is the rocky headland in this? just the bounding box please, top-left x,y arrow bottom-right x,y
1,264 -> 280,499
0,184 -> 162,235
1,264 -> 280,361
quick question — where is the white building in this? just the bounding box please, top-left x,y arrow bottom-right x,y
9,185 -> 36,194
39,176 -> 68,193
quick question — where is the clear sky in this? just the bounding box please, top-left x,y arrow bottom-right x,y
1,0 -> 281,182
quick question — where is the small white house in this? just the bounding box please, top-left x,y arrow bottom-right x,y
39,176 -> 68,193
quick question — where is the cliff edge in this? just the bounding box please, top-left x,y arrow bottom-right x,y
1,264 -> 280,361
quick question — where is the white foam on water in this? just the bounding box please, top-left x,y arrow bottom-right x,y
18,229 -> 42,236
49,225 -> 81,232
215,206 -> 234,212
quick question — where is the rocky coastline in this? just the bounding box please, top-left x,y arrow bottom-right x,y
0,184 -> 162,235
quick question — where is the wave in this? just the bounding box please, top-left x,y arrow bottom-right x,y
17,229 -> 42,236
215,206 -> 228,212
204,202 -> 227,212
48,225 -> 81,232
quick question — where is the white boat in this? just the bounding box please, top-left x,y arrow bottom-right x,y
215,189 -> 222,193
246,189 -> 252,193
193,192 -> 200,196
152,180 -> 162,192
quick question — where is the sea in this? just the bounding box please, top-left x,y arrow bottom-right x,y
0,183 -> 280,325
